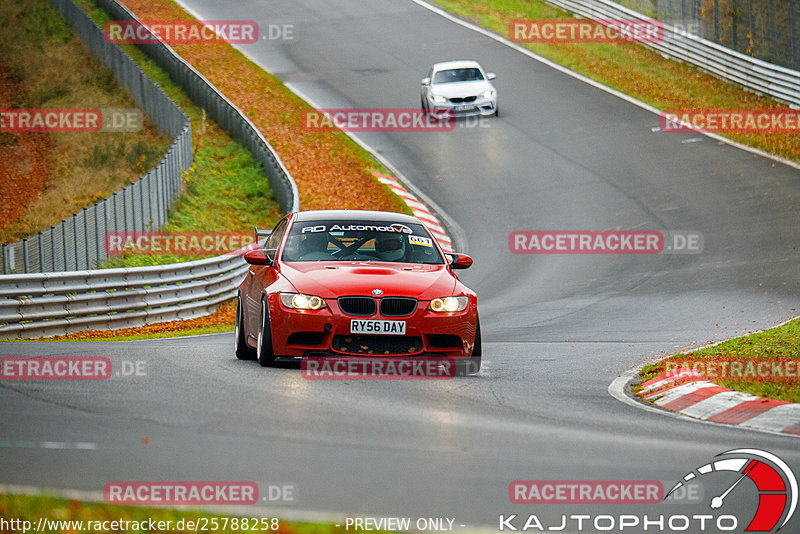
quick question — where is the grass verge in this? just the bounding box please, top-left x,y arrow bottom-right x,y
634,318 -> 800,403
73,0 -> 283,269
0,0 -> 170,244
88,0 -> 411,216
430,0 -> 800,162
74,0 -> 412,269
7,0 -> 414,342
2,1 -> 272,341
0,493 -> 365,534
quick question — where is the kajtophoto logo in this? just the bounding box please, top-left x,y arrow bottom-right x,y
500,449 -> 796,532
665,449 -> 797,532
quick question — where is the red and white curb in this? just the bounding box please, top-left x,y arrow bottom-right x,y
373,172 -> 453,252
637,370 -> 800,436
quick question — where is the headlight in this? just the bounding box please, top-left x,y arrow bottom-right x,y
482,89 -> 494,99
431,95 -> 447,103
428,296 -> 469,313
280,293 -> 327,310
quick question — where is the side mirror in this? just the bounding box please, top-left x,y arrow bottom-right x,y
421,77 -> 431,86
244,249 -> 273,266
486,72 -> 496,80
448,253 -> 473,270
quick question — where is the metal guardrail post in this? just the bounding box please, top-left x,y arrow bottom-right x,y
23,239 -> 29,274
792,0 -> 799,70
37,232 -> 44,273
62,223 -> 67,272
50,227 -> 56,273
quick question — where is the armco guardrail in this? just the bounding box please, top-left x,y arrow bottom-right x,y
0,250 -> 251,339
95,0 -> 300,214
1,0 -> 192,274
0,2 -> 300,338
619,0 -> 798,72
544,0 -> 800,107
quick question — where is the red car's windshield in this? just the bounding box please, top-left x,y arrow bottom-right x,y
282,220 -> 445,264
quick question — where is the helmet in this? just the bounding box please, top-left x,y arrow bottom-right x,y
297,232 -> 329,259
375,233 -> 406,261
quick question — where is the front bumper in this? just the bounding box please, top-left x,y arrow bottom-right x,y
268,294 -> 478,359
427,96 -> 497,117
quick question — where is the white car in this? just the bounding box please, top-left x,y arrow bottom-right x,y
421,60 -> 498,117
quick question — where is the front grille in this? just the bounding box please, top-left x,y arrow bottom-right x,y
449,96 -> 477,103
379,297 -> 417,317
338,296 -> 376,316
332,335 -> 422,355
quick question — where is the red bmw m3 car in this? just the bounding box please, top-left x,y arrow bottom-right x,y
234,210 -> 481,375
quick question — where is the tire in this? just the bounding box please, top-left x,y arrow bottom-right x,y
494,104 -> 499,117
455,318 -> 482,376
234,295 -> 256,360
257,297 -> 276,367
420,96 -> 427,111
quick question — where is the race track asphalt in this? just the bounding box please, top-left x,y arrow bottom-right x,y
1,0 -> 798,529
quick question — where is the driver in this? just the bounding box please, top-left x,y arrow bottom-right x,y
374,233 -> 406,262
297,231 -> 330,260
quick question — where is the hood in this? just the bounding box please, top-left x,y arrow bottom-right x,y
430,80 -> 493,98
280,262 -> 457,300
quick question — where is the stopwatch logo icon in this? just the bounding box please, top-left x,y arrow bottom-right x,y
665,448 -> 797,532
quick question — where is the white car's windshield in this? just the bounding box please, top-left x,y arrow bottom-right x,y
433,68 -> 484,84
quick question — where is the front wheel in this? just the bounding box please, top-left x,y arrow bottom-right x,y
234,295 -> 256,360
455,318 -> 482,376
257,298 -> 276,367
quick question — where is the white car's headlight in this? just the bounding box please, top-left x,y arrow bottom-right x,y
428,296 -> 469,313
431,95 -> 447,103
482,89 -> 494,99
280,293 -> 326,310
